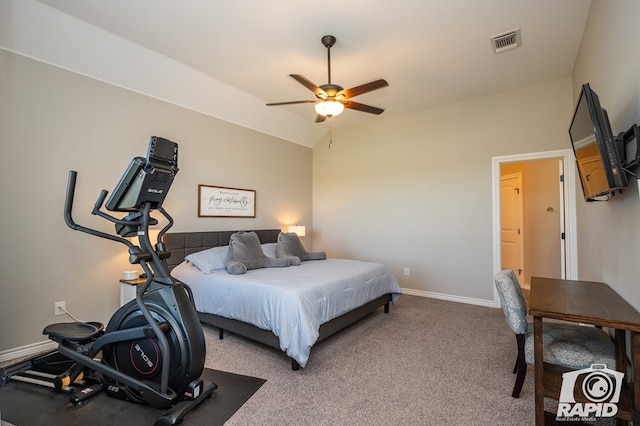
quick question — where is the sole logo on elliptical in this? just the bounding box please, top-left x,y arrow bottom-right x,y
134,343 -> 155,369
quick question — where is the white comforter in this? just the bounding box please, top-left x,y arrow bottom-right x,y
171,258 -> 401,367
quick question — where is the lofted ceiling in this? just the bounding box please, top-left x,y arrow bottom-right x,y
4,0 -> 592,147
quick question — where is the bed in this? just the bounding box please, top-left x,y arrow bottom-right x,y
164,229 -> 401,370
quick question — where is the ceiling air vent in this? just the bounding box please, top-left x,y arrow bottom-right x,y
490,28 -> 521,54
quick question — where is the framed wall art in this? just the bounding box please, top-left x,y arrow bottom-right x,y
198,184 -> 256,218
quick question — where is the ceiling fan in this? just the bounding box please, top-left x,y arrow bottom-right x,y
266,35 -> 389,122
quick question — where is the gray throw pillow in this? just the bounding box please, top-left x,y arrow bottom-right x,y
276,232 -> 327,261
225,231 -> 300,275
185,245 -> 228,273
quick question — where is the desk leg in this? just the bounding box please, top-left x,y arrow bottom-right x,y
615,329 -> 628,426
614,329 -> 627,377
534,316 -> 544,425
632,331 -> 640,425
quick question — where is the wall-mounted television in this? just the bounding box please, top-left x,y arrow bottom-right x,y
569,83 -> 627,201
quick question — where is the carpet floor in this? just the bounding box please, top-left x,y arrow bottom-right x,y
202,294 -> 537,425
1,294 -> 619,425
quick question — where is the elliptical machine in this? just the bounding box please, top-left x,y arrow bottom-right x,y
42,137 -> 215,424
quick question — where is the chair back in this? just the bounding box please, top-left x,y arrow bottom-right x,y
494,269 -> 528,334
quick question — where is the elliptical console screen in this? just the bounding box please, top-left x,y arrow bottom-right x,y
105,136 -> 179,212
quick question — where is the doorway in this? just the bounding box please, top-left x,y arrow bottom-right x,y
492,149 -> 578,306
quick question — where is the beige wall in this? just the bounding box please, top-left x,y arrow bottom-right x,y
313,78 -> 574,302
0,50 -> 312,352
570,0 -> 640,308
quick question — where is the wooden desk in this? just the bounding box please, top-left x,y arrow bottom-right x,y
529,277 -> 640,425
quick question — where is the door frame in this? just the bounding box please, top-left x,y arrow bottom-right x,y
491,149 -> 578,307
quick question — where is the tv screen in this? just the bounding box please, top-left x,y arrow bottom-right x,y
569,83 -> 627,201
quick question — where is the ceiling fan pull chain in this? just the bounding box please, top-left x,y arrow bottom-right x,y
328,122 -> 333,149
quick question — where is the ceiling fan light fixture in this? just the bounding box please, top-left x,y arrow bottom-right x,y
266,35 -> 387,121
315,100 -> 344,117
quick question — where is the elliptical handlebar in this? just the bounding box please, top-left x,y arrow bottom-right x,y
64,170 -> 135,249
64,170 -> 79,231
92,190 -> 109,215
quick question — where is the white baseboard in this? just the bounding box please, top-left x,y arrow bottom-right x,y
0,340 -> 57,364
400,287 -> 499,308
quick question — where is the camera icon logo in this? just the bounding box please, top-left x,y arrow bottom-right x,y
557,364 -> 624,420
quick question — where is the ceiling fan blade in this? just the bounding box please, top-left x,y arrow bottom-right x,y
338,79 -> 389,99
315,114 -> 327,123
290,74 -> 327,98
266,100 -> 317,106
342,100 -> 385,115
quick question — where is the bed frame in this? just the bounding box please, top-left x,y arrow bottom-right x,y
163,229 -> 392,370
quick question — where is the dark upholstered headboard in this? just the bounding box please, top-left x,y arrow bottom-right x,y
163,229 -> 282,271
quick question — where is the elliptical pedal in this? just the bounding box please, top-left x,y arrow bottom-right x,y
43,321 -> 104,342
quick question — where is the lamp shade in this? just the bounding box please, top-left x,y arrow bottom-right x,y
315,100 -> 344,117
288,225 -> 306,237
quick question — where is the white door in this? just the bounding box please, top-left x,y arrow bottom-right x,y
501,172 -> 525,283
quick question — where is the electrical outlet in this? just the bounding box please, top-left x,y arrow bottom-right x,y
404,267 -> 410,276
54,301 -> 66,316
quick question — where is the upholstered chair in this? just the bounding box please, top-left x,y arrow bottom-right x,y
494,270 -> 616,398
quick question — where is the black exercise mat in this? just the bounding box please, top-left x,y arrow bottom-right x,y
0,368 -> 265,425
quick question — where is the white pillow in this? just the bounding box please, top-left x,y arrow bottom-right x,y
185,246 -> 228,273
261,243 -> 277,258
